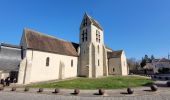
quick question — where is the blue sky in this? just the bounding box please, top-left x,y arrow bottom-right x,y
0,0 -> 170,59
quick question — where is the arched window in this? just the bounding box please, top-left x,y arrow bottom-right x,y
46,57 -> 50,66
85,29 -> 87,41
71,60 -> 73,67
113,68 -> 115,72
83,18 -> 87,26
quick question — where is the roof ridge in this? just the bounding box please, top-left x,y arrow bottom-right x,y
24,28 -> 71,43
84,13 -> 103,30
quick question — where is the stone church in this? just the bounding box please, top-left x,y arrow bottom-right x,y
0,13 -> 128,84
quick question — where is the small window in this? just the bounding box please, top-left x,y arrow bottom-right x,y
98,59 -> 100,66
113,68 -> 115,72
46,57 -> 50,66
85,37 -> 87,41
71,60 -> 73,67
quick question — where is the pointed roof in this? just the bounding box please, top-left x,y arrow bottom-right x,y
23,29 -> 79,57
81,13 -> 103,31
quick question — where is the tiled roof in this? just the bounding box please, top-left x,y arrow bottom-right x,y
107,50 -> 123,58
24,29 -> 79,57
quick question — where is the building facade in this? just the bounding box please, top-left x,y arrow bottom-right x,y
0,13 -> 128,84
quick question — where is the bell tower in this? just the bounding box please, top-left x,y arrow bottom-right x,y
78,13 -> 108,78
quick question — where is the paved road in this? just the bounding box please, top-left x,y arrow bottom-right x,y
0,91 -> 170,100
0,81 -> 170,100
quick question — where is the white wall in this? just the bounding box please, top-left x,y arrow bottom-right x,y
120,51 -> 128,75
20,50 -> 78,84
0,71 -> 10,79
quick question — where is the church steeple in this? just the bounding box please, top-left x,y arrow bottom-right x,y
78,13 -> 107,78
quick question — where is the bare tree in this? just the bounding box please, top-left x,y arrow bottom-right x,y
127,58 -> 140,70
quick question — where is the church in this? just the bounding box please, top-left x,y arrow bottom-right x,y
0,13 -> 128,84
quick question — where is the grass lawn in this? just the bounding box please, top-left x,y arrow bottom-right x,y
29,76 -> 153,89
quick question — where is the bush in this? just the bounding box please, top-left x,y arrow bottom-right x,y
74,89 -> 80,95
158,68 -> 170,74
11,87 -> 16,91
38,88 -> 43,93
24,87 -> 29,92
150,85 -> 158,91
127,88 -> 134,94
165,77 -> 169,80
98,89 -> 105,95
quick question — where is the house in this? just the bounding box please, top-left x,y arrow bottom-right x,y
0,13 -> 128,84
144,58 -> 170,73
0,43 -> 21,80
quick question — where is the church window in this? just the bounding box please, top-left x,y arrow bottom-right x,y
96,30 -> 101,43
85,37 -> 87,41
71,60 -> 73,67
83,18 -> 87,26
85,29 -> 87,41
98,59 -> 100,66
96,38 -> 98,42
82,29 -> 87,42
82,38 -> 84,42
113,68 -> 115,72
46,57 -> 50,66
82,30 -> 84,42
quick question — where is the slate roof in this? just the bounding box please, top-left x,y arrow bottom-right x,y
0,43 -> 21,71
24,29 -> 79,57
107,50 -> 123,58
90,18 -> 103,31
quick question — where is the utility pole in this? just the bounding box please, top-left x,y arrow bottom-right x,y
168,53 -> 170,59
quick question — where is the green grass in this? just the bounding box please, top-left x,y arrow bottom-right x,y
29,76 -> 153,89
